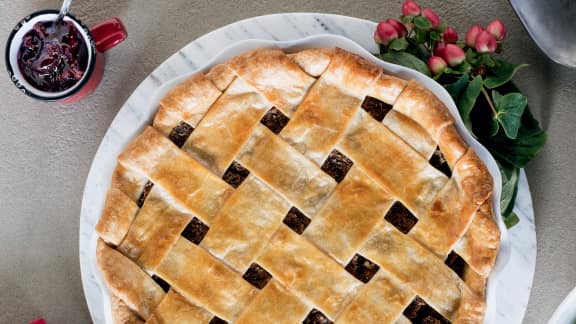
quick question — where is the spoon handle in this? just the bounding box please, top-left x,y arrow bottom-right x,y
56,0 -> 73,22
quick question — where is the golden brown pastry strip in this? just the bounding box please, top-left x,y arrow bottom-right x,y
367,73 -> 408,105
382,110 -> 437,159
410,148 -> 493,256
393,79 -> 454,141
201,175 -> 291,272
227,48 -> 316,116
304,166 -> 394,264
111,294 -> 144,324
337,272 -> 415,323
454,201 -> 500,277
321,48 -> 382,97
117,187 -> 192,271
153,73 -> 222,136
359,222 -> 485,322
237,124 -> 336,216
110,164 -> 149,202
118,126 -> 233,224
236,280 -> 310,323
205,63 -> 236,91
280,49 -> 383,164
97,239 -> 165,320
338,110 -> 448,217
438,124 -> 469,168
287,48 -> 334,77
156,237 -> 258,321
182,77 -> 271,175
145,290 -> 213,324
280,79 -> 362,164
96,187 -> 140,246
394,315 -> 413,324
258,226 -> 362,319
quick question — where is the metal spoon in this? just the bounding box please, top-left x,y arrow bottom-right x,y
509,0 -> 576,68
55,0 -> 73,24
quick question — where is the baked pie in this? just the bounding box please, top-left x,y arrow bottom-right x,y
95,47 -> 500,324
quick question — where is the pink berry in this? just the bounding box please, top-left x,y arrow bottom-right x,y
443,27 -> 458,43
386,18 -> 407,37
475,30 -> 497,53
402,0 -> 421,16
28,319 -> 47,324
486,19 -> 506,40
428,56 -> 447,75
434,41 -> 447,57
442,44 -> 466,67
375,21 -> 399,45
465,25 -> 484,47
423,8 -> 440,28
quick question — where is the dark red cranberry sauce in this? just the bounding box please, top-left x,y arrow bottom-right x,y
17,20 -> 88,92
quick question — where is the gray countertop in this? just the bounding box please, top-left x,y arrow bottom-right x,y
1,0 -> 574,323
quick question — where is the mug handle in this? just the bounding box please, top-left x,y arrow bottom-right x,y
90,17 -> 127,53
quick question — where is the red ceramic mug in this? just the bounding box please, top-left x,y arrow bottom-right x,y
5,10 -> 127,103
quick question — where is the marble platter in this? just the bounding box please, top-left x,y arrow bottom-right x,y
79,13 -> 536,324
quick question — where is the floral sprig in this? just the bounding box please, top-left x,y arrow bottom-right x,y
374,0 -> 546,228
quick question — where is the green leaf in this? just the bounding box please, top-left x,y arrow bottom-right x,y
458,76 -> 483,133
490,116 -> 500,136
488,107 -> 546,168
401,15 -> 414,24
388,37 -> 409,51
499,159 -> 521,228
413,16 -> 432,30
492,90 -> 528,139
458,61 -> 473,73
466,82 -> 546,168
444,74 -> 469,102
432,72 -> 444,80
413,28 -> 427,44
436,21 -> 448,32
484,61 -> 529,89
445,69 -> 464,75
380,52 -> 431,77
478,53 -> 496,68
504,212 -> 520,228
465,48 -> 477,63
498,161 -> 520,218
443,67 -> 464,75
430,31 -> 442,42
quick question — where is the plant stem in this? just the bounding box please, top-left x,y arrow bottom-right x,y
481,86 -> 498,116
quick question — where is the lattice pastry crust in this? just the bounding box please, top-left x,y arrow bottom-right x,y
95,47 -> 500,324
